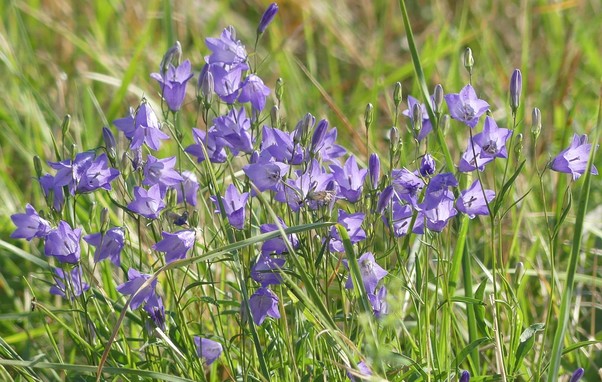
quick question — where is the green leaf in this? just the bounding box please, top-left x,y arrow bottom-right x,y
515,323 -> 545,371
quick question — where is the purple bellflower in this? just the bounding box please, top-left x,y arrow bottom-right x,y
194,337 -> 223,366
143,155 -> 184,193
213,107 -> 253,156
144,294 -> 166,331
569,368 -> 584,382
113,103 -> 169,151
344,252 -> 387,293
258,3 -> 279,34
384,201 -> 414,237
368,153 -> 380,188
456,180 -> 495,218
84,227 -> 125,266
243,160 -> 289,192
211,184 -> 249,230
444,84 -> 489,128
153,230 -> 196,264
472,116 -> 513,159
49,266 -> 90,299
10,204 -> 51,240
127,184 -> 166,219
238,74 -> 271,111
346,361 -> 372,382
275,159 -> 334,211
260,218 -> 299,255
369,286 -> 388,318
206,26 -> 247,66
203,62 -> 247,104
403,95 -> 433,141
391,168 -> 425,207
39,174 -> 65,211
329,210 -> 366,253
49,152 -> 119,195
44,221 -> 82,264
420,153 -> 436,177
460,370 -> 470,382
177,171 -> 199,206
416,190 -> 457,232
150,59 -> 194,111
263,126 -> 305,165
422,172 -> 458,207
249,286 -> 280,325
458,139 -> 494,172
185,127 -> 228,164
251,253 -> 286,286
331,155 -> 367,203
116,268 -> 158,310
550,133 -> 598,180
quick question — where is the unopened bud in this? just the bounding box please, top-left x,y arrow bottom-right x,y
463,47 -> 474,74
198,67 -> 214,106
412,103 -> 423,132
376,185 -> 394,214
460,370 -> 470,382
33,156 -> 43,179
311,119 -> 329,153
369,153 -> 380,189
514,133 -> 524,155
531,107 -> 541,139
420,153 -> 436,177
509,69 -> 522,113
514,261 -> 524,285
569,368 -> 584,382
270,105 -> 279,128
364,103 -> 374,131
275,78 -> 284,103
102,127 -> 117,160
160,41 -> 182,75
439,114 -> 450,135
100,207 -> 110,233
388,126 -> 399,144
393,82 -> 403,109
257,3 -> 279,34
61,114 -> 71,139
433,84 -> 444,115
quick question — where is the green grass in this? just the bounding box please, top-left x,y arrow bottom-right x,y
0,0 -> 601,381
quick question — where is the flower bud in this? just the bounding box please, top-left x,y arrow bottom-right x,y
393,82 -> 403,109
388,126 -> 399,144
310,119 -> 329,153
433,84 -> 444,115
463,47 -> 474,74
509,69 -> 522,113
270,105 -> 279,128
412,103 -> 423,132
100,207 -> 110,233
376,185 -> 394,214
420,153 -> 436,177
369,153 -> 380,189
258,3 -> 279,34
460,370 -> 470,382
364,103 -> 374,131
102,127 -> 117,161
569,368 -> 584,382
160,41 -> 182,75
198,67 -> 214,106
439,114 -> 450,135
275,78 -> 284,104
61,114 -> 71,139
513,261 -> 524,286
531,107 -> 541,139
514,133 -> 524,155
33,155 -> 43,179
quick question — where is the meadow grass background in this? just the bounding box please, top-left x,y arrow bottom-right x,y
0,0 -> 601,380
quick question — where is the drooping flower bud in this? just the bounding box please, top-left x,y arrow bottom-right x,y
33,155 -> 43,179
412,103 -> 423,132
463,47 -> 474,74
420,153 -> 436,177
275,78 -> 284,104
364,103 -> 374,131
257,3 -> 279,34
160,41 -> 182,75
509,69 -> 522,113
270,105 -> 279,128
376,185 -> 394,214
569,368 -> 584,382
531,107 -> 541,139
369,153 -> 380,189
433,84 -> 444,115
393,82 -> 403,109
102,127 -> 117,161
310,119 -> 329,153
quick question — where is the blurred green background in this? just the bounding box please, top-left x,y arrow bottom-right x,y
0,0 -> 601,375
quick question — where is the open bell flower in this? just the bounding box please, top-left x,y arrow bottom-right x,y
44,221 -> 82,264
150,59 -> 193,111
549,133 -> 598,180
194,337 -> 223,366
444,84 -> 489,128
11,204 -> 51,241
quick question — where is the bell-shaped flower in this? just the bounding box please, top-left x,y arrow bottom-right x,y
44,221 -> 82,264
238,74 -> 271,111
550,133 -> 598,180
444,84 -> 489,128
127,184 -> 166,219
456,180 -> 495,218
116,268 -> 157,310
150,59 -> 194,111
251,253 -> 286,286
211,184 -> 249,229
153,230 -> 196,263
249,286 -> 280,325
49,266 -> 90,299
329,210 -> 366,252
143,155 -> 184,193
10,204 -> 51,241
402,95 -> 433,141
344,252 -> 387,294
472,117 -> 513,159
177,171 -> 199,206
194,337 -> 223,366
84,227 -> 125,266
331,155 -> 367,203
